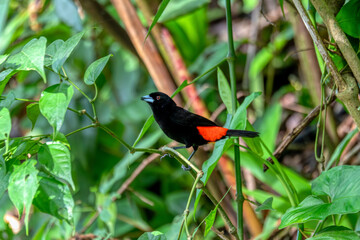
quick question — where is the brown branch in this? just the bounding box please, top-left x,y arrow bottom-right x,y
310,0 -> 360,84
110,0 -> 181,105
77,0 -> 137,57
263,93 -> 336,171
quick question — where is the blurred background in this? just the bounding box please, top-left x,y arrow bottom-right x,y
0,0 -> 358,239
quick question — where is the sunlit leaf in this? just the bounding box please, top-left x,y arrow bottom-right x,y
39,83 -> 74,134
0,107 -> 11,140
52,31 -> 84,73
8,159 -> 39,234
307,226 -> 360,240
5,37 -> 47,82
280,165 -> 360,228
38,142 -> 75,190
138,231 -> 167,240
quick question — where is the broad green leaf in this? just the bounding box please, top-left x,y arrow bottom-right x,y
38,142 -> 75,190
9,139 -> 41,163
307,226 -> 360,240
132,115 -> 154,147
0,69 -> 17,95
0,54 -> 9,65
138,231 -> 167,240
84,54 -> 112,85
44,39 -> 64,67
52,31 -> 84,73
326,128 -> 359,169
204,206 -> 217,237
230,92 -> 261,130
39,83 -> 74,134
145,0 -> 171,41
280,165 -> 360,228
26,103 -> 40,130
159,0 -> 210,22
336,0 -> 360,38
256,197 -> 274,212
201,139 -> 232,185
5,37 -> 47,82
33,173 -> 74,223
0,107 -> 11,140
217,67 -> 232,114
53,0 -> 82,31
8,159 -> 39,234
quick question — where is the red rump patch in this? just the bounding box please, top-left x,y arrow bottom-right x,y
196,126 -> 228,142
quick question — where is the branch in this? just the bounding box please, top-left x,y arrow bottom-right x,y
310,0 -> 360,84
263,93 -> 336,171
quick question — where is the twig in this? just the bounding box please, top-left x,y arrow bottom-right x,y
114,153 -> 158,199
211,227 -> 230,240
263,93 -> 336,171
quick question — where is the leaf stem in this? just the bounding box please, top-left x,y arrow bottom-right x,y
65,124 -> 96,137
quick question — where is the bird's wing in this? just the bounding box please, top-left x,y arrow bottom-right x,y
169,107 -> 218,127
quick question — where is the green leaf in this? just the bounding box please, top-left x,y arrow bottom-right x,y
5,37 -> 47,82
44,39 -> 64,67
52,31 -> 84,73
132,115 -> 154,147
326,128 -> 359,169
217,67 -> 232,114
0,0 -> 10,33
33,173 -> 74,223
0,54 -> 9,65
39,83 -> 74,134
159,0 -> 210,22
8,159 -> 39,234
38,142 -> 75,190
0,107 -> 11,140
145,0 -> 171,41
307,226 -> 360,240
280,165 -> 360,228
138,231 -> 167,240
53,132 -> 71,149
336,0 -> 360,38
0,69 -> 17,95
26,103 -> 40,130
230,92 -> 261,130
204,205 -> 217,237
84,54 -> 112,85
256,197 -> 274,212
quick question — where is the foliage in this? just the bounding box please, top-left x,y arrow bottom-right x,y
0,0 -> 360,239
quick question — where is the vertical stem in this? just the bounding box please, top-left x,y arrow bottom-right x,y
225,0 -> 243,239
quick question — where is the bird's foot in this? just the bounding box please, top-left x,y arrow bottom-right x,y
181,165 -> 191,171
160,153 -> 173,160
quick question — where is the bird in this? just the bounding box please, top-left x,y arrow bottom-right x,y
141,92 -> 259,170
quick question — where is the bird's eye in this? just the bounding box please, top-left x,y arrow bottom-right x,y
156,96 -> 161,100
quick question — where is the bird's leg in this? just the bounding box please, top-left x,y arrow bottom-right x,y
182,146 -> 198,171
173,145 -> 187,150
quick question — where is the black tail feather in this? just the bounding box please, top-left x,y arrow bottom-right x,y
226,129 -> 259,138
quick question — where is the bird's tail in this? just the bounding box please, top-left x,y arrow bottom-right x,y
226,129 -> 259,138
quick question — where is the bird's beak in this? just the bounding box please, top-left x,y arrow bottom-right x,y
141,95 -> 154,103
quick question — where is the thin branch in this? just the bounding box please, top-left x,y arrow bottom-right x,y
263,93 -> 336,171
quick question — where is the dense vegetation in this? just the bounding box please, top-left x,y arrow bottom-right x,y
1,0 -> 360,239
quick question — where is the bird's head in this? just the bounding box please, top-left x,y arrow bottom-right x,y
141,92 -> 176,111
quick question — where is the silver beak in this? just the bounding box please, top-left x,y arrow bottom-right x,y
141,95 -> 154,103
